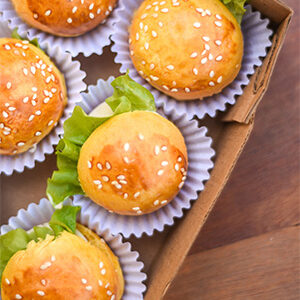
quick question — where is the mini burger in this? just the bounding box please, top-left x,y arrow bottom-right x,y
129,0 -> 246,100
0,206 -> 124,299
47,74 -> 188,216
0,37 -> 67,155
10,0 -> 118,37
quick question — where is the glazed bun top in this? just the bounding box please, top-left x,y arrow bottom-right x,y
10,0 -> 118,37
0,38 -> 67,155
129,0 -> 243,100
1,226 -> 124,300
78,110 -> 188,215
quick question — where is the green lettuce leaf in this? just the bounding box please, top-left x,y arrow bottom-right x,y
46,74 -> 156,206
11,28 -> 43,50
220,0 -> 247,24
0,205 -> 80,280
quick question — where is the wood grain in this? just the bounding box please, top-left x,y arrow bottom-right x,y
165,226 -> 300,300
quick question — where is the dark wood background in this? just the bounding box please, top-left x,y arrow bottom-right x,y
165,0 -> 300,299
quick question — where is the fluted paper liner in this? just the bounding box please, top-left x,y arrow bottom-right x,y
111,3 -> 273,120
72,77 -> 215,238
0,20 -> 86,175
0,0 -> 123,57
0,198 -> 147,299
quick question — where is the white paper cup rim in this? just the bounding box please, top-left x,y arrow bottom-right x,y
0,198 -> 147,300
0,20 -> 87,176
72,77 -> 215,238
111,3 -> 273,120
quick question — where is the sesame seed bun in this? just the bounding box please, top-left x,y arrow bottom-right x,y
1,224 -> 124,300
0,38 -> 67,155
77,111 -> 188,216
129,0 -> 243,101
10,0 -> 118,37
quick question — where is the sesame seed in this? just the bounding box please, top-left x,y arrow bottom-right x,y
105,283 -> 110,288
215,40 -> 222,46
117,175 -> 125,180
209,70 -> 215,78
163,85 -> 169,90
33,13 -> 38,19
216,55 -> 223,61
89,13 -> 95,19
72,6 -> 77,13
45,10 -> 51,16
123,193 -> 128,199
81,278 -> 87,284
134,192 -> 140,198
161,161 -> 168,166
93,180 -> 101,185
196,8 -> 204,13
5,45 -> 11,50
2,111 -> 8,118
30,66 -> 36,74
101,269 -> 106,275
15,43 -> 22,47
175,164 -> 179,171
161,8 -> 168,12
217,76 -> 223,83
216,14 -> 222,20
161,200 -> 167,204
35,131 -> 42,136
37,291 -> 45,296
124,143 -> 130,151
8,107 -> 16,111
98,280 -> 103,286
41,279 -> 46,286
178,182 -> 185,189
87,161 -> 92,169
154,145 -> 160,155
202,49 -> 207,55
17,142 -> 25,147
190,52 -> 198,58
67,18 -> 72,23
205,9 -> 211,15
5,278 -> 10,285
201,57 -> 207,64
193,22 -> 201,28
105,162 -> 111,169
157,169 -> 164,176
215,21 -> 222,27
28,115 -> 34,121
138,133 -> 144,140
6,82 -> 12,89
202,36 -> 210,42
209,81 -> 215,86
89,3 -> 94,10
209,53 -> 213,60
166,65 -> 174,70
141,13 -> 148,19
171,88 -> 178,92
150,75 -> 159,81
158,21 -> 163,27
161,146 -> 167,151
123,157 -> 129,164
23,68 -> 28,76
15,295 -> 22,299
102,176 -> 109,182
107,291 -> 112,296
111,295 -> 116,300
154,200 -> 159,206
152,30 -> 157,37
97,8 -> 101,14
185,87 -> 191,93
43,97 -> 50,104
144,42 -> 149,50
132,207 -> 140,211
193,68 -> 198,75
86,286 -> 92,291
40,261 -> 51,270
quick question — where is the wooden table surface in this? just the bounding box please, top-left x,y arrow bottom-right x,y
165,0 -> 300,299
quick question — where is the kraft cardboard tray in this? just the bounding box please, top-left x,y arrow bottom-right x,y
0,0 -> 292,299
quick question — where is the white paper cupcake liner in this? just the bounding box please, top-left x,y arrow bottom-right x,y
0,0 -> 124,57
0,198 -> 147,299
0,20 -> 86,176
111,3 -> 273,120
72,77 -> 215,238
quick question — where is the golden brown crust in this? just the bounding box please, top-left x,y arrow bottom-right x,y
10,0 -> 118,37
0,38 -> 67,155
1,228 -> 124,300
129,0 -> 243,101
77,111 -> 188,215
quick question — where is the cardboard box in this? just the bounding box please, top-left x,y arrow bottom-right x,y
0,0 -> 292,299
